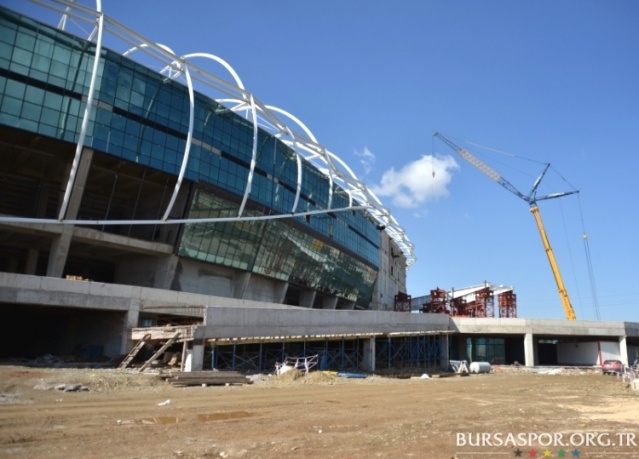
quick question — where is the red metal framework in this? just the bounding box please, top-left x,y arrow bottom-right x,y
393,292 -> 412,312
498,291 -> 518,318
423,288 -> 447,314
422,284 -> 515,318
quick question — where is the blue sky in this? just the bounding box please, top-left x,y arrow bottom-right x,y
10,1 -> 639,321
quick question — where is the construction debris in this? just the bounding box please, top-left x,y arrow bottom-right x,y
33,382 -> 90,392
275,355 -> 318,375
449,360 -> 469,374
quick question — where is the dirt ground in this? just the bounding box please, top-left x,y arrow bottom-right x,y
1,365 -> 638,459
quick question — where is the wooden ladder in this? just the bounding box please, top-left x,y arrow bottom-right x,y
138,331 -> 181,373
118,333 -> 152,370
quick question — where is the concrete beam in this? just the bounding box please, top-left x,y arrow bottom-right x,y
452,317 -> 630,338
203,307 -> 451,339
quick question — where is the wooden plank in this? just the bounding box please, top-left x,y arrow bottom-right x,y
168,376 -> 251,386
169,371 -> 244,378
131,326 -> 195,341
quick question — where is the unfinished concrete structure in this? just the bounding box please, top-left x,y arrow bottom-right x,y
1,1 -> 637,373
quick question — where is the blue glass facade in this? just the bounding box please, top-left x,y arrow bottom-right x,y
0,7 -> 381,305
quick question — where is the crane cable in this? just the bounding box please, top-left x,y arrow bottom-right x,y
578,194 -> 601,320
550,165 -> 600,320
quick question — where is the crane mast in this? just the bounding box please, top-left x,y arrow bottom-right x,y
433,132 -> 578,320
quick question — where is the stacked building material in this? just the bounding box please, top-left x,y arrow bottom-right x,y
167,371 -> 252,386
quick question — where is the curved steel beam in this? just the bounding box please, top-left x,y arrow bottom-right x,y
57,0 -> 103,221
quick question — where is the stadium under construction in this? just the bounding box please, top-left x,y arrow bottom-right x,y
1,1 -> 637,374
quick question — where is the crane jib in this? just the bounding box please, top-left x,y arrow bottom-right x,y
433,131 -> 579,320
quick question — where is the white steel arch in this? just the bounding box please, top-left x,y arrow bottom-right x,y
8,0 -> 416,267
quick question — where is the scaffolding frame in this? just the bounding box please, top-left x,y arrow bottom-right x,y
376,335 -> 443,370
204,334 -> 446,373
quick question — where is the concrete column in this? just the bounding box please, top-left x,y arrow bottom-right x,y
273,281 -> 288,304
336,300 -> 356,310
153,254 -> 178,290
299,288 -> 316,308
619,336 -> 629,365
322,296 -> 338,310
47,227 -> 74,277
440,334 -> 450,371
362,338 -> 375,372
120,300 -> 140,355
524,333 -> 535,367
232,272 -> 251,299
190,342 -> 204,371
47,148 -> 94,278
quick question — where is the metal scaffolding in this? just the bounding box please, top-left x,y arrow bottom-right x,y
205,334 -> 445,373
376,335 -> 443,370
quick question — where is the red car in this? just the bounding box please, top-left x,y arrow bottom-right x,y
601,360 -> 623,375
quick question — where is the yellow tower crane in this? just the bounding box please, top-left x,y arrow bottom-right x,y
433,132 -> 578,320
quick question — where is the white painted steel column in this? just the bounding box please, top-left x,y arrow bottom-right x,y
524,332 -> 535,367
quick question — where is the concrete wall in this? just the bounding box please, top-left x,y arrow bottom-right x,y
557,341 -> 621,365
243,274 -> 279,303
370,231 -> 407,311
174,259 -> 235,297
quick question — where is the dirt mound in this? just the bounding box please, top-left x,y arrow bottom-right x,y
0,366 -> 166,395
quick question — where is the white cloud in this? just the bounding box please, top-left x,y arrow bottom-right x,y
354,147 -> 375,175
370,154 -> 459,209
